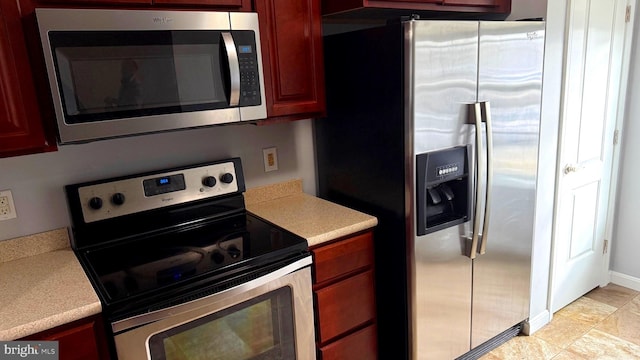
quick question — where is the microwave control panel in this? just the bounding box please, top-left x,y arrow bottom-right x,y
234,31 -> 262,107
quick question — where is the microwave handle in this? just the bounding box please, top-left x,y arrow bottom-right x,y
222,33 -> 240,107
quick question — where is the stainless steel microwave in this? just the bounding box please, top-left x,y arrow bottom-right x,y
36,8 -> 267,144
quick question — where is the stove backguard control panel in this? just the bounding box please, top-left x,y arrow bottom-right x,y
77,160 -> 240,223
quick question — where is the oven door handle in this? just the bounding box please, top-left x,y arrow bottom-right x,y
111,255 -> 312,334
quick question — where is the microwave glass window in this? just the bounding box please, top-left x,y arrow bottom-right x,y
148,287 -> 296,360
48,31 -> 230,124
56,45 -> 224,116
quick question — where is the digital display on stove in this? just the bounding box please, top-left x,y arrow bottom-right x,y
143,174 -> 186,196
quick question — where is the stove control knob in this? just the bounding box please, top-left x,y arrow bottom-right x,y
111,193 -> 126,206
227,245 -> 241,259
88,197 -> 103,210
220,173 -> 234,184
211,251 -> 225,264
202,176 -> 217,188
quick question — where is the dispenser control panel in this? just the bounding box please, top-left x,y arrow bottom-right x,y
416,146 -> 471,236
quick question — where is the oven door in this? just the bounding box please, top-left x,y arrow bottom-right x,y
111,257 -> 315,360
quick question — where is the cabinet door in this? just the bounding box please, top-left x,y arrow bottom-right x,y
0,1 -> 55,158
33,0 -> 151,4
319,324 -> 378,360
21,315 -> 110,360
314,269 -> 376,343
255,0 -> 326,120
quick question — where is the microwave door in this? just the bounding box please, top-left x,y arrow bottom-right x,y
221,33 -> 240,107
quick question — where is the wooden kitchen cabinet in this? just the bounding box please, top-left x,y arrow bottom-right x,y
21,314 -> 110,360
30,0 -> 250,10
255,0 -> 326,123
311,230 -> 377,359
322,0 -> 511,19
0,0 -> 56,158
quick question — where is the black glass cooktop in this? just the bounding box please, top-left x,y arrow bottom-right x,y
80,213 -> 307,304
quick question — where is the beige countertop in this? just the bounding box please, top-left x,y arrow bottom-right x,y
0,228 -> 101,340
245,179 -> 378,247
0,179 -> 374,340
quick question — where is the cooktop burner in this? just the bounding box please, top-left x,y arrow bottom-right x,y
85,213 -> 307,304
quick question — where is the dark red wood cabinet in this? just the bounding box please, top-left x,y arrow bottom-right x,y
0,1 -> 56,158
311,231 -> 378,359
20,314 -> 111,360
255,0 -> 326,123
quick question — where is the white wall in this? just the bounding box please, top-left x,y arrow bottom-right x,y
0,120 -> 317,242
611,4 -> 640,286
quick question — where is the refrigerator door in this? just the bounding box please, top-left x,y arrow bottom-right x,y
409,21 -> 478,360
471,21 -> 545,347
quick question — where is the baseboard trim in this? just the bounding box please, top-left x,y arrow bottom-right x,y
522,310 -> 551,335
610,271 -> 640,291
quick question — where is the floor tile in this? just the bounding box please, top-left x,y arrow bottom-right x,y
554,297 -> 617,326
626,295 -> 640,316
551,350 -> 587,360
596,306 -> 640,346
564,328 -> 640,359
484,335 -> 562,360
584,284 -> 640,308
533,314 -> 592,349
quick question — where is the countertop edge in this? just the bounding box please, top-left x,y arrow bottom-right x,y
1,302 -> 102,341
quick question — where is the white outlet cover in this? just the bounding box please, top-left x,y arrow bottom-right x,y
0,190 -> 17,220
262,147 -> 279,172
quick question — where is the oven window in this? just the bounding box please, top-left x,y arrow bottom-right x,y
148,286 -> 296,360
48,31 -> 230,124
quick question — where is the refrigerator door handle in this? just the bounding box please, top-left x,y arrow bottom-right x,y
479,101 -> 494,255
467,102 -> 485,259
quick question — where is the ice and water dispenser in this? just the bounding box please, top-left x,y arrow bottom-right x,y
416,146 -> 471,236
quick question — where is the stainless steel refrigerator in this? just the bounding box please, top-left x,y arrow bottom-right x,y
315,19 -> 545,359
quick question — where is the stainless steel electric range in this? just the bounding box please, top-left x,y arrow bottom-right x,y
65,157 -> 316,360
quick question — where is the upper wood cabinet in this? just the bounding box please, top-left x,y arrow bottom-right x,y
29,0 -> 250,10
0,1 -> 56,158
323,0 -> 511,19
255,0 -> 326,123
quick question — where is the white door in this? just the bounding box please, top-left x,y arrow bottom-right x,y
551,0 -> 633,312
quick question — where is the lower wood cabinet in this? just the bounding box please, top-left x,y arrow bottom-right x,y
311,230 -> 377,359
20,314 -> 110,360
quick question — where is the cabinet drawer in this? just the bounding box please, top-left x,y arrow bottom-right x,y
312,231 -> 374,284
315,269 -> 376,343
319,324 -> 377,360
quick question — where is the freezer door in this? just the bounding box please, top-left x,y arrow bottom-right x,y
472,21 -> 545,348
409,20 -> 478,360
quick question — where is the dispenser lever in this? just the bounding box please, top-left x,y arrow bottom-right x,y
427,188 -> 442,204
439,184 -> 454,201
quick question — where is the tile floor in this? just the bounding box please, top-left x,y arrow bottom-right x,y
480,284 -> 640,359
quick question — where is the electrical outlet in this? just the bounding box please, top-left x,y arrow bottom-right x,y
262,147 -> 278,172
0,190 -> 17,220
